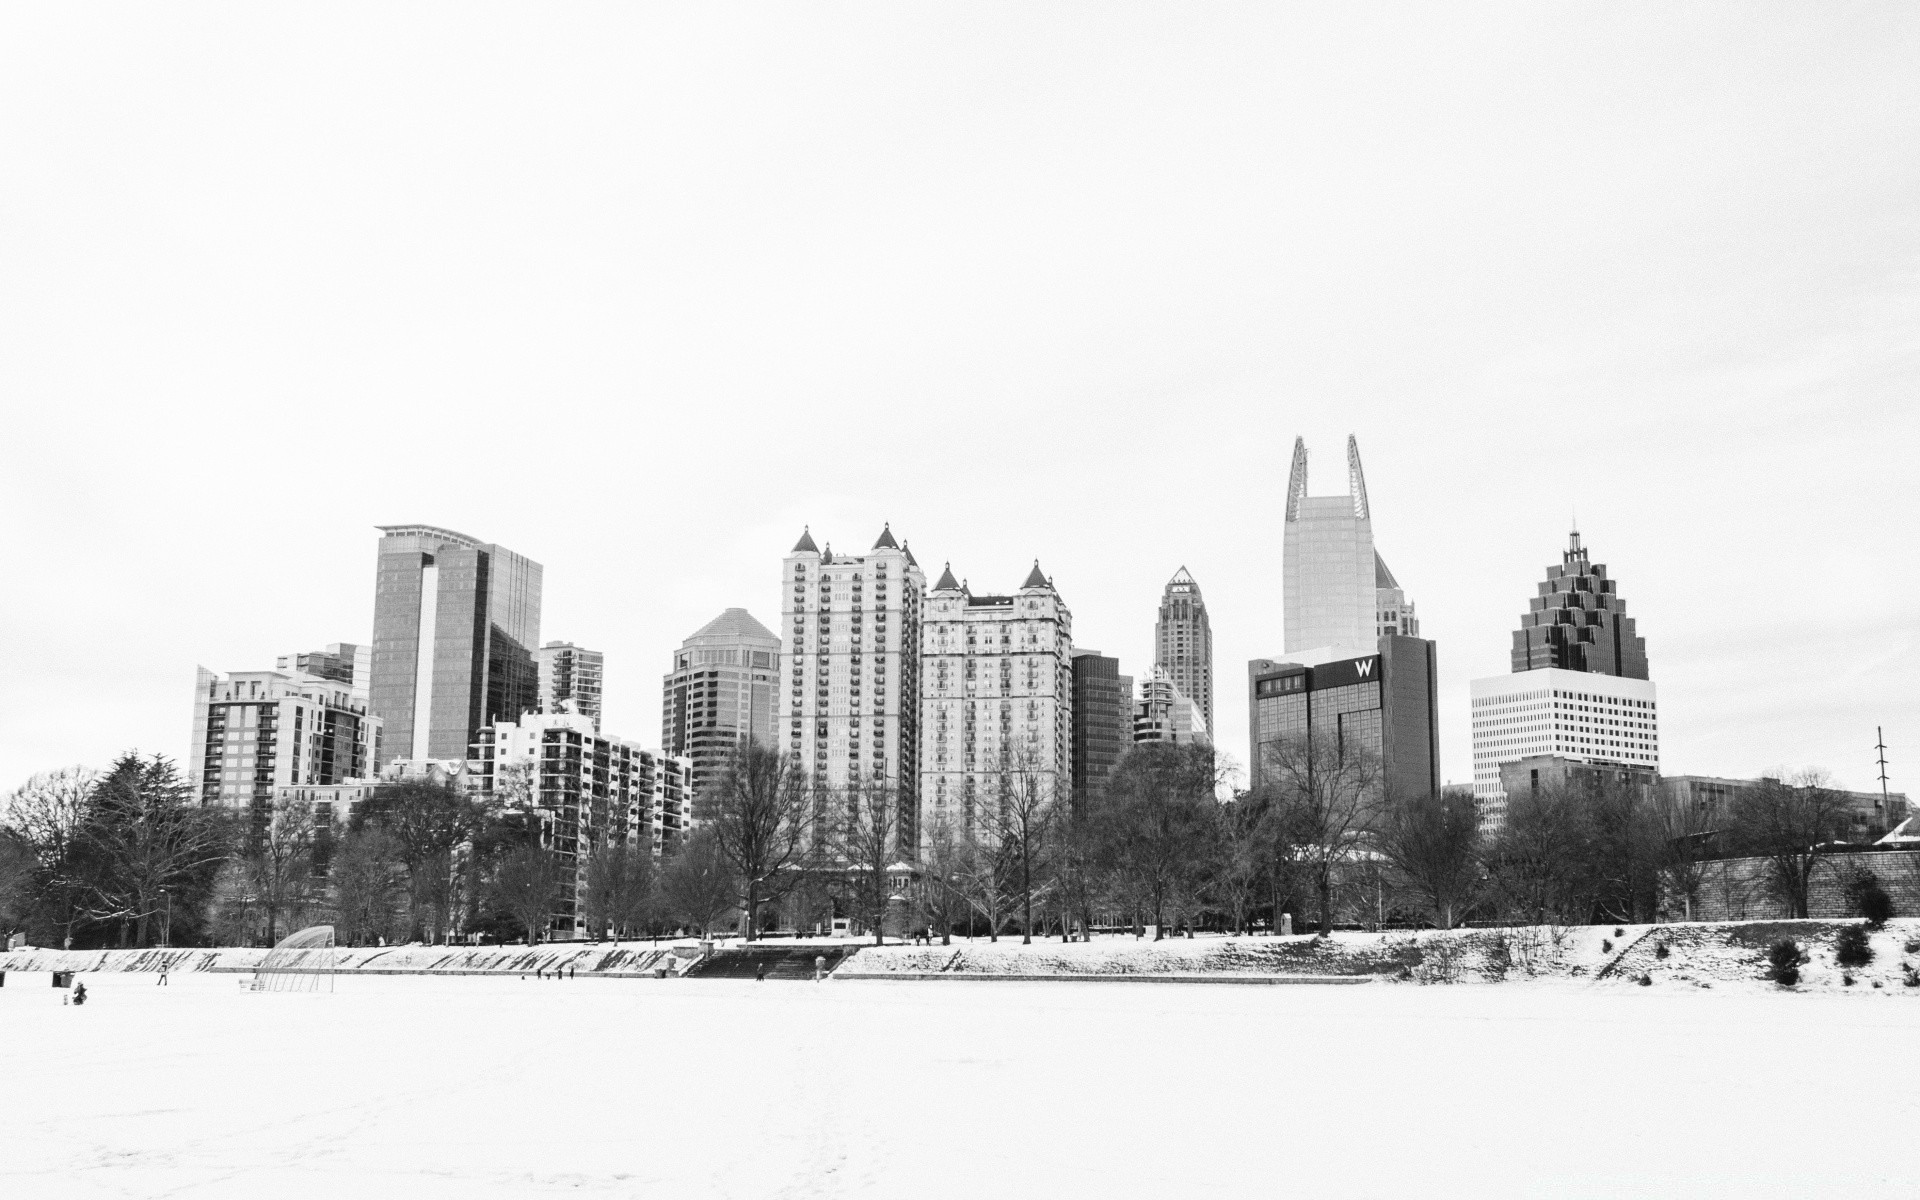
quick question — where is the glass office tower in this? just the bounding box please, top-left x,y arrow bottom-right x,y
1283,435 -> 1383,656
369,524 -> 542,768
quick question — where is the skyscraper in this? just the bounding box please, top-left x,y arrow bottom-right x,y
537,641 -> 605,730
369,525 -> 542,768
1471,531 -> 1658,826
783,526 -> 925,844
1153,567 -> 1214,738
920,561 -> 1073,845
1134,665 -> 1210,746
1283,436 -> 1417,657
1511,529 -> 1648,678
1069,650 -> 1130,811
1247,636 -> 1439,802
663,608 -> 781,818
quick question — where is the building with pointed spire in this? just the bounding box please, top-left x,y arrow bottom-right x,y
663,609 -> 781,818
1153,567 -> 1214,738
782,525 -> 926,843
1470,530 -> 1659,827
920,560 -> 1073,846
1283,436 -> 1417,658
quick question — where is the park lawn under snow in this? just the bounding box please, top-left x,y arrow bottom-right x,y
4,970 -> 1919,1198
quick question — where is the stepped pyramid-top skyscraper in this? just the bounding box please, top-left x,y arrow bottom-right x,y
1512,529 -> 1647,678
1282,435 -> 1416,657
1471,528 -> 1659,827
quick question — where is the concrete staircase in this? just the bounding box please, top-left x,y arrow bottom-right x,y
684,944 -> 861,980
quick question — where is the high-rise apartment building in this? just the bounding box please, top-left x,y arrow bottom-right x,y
369,525 -> 542,769
1154,568 -> 1214,738
469,712 -> 691,938
921,561 -> 1073,845
1283,436 -> 1418,658
189,667 -> 381,807
664,608 -> 781,819
783,527 -> 926,844
276,643 -> 371,702
1134,665 -> 1210,746
1070,649 -> 1131,811
1247,636 -> 1439,803
1471,531 -> 1657,827
537,641 -> 604,730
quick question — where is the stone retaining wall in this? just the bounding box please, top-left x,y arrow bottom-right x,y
1674,850 -> 1920,922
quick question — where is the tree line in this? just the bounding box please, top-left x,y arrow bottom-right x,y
0,740 -> 1883,950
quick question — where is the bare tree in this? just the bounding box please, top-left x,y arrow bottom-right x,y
351,778 -> 486,942
2,766 -> 99,948
1730,769 -> 1853,918
914,815 -> 971,945
1045,804 -> 1102,942
0,829 -> 42,946
491,842 -> 563,944
241,795 -> 321,945
1090,743 -> 1218,939
329,828 -> 406,946
707,741 -> 815,941
1253,734 -> 1382,936
1482,783 -> 1590,926
1206,796 -> 1266,935
987,748 -> 1060,944
1652,786 -> 1721,921
954,832 -> 1022,941
581,839 -> 657,939
659,828 -> 737,938
1373,786 -> 1482,928
835,776 -> 901,945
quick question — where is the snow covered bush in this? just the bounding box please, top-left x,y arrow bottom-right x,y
1833,925 -> 1874,968
1841,869 -> 1893,928
1767,938 -> 1804,986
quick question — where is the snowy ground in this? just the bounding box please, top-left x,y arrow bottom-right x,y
4,970 -> 1918,1198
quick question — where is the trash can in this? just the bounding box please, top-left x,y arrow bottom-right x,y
52,971 -> 74,988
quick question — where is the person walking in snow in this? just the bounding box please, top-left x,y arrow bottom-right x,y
157,966 -> 169,986
72,981 -> 88,1006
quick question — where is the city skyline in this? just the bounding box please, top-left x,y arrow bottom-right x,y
3,9 -> 1913,799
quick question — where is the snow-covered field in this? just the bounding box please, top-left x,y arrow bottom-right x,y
4,969 -> 1917,1198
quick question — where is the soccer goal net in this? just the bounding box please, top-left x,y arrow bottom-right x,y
253,925 -> 337,993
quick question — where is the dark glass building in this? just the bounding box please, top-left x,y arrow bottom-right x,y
1070,649 -> 1132,811
370,524 -> 543,768
1247,634 -> 1439,803
1511,530 -> 1648,679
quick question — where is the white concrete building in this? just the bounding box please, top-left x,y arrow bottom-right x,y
1133,665 -> 1209,746
920,561 -> 1073,846
1470,668 -> 1660,828
189,667 -> 381,807
782,526 -> 926,843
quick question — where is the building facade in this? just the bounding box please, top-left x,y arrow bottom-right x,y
276,643 -> 370,702
1472,531 -> 1657,827
1153,567 -> 1214,738
1512,530 -> 1648,678
663,608 -> 781,820
536,641 -> 604,730
189,667 -> 381,807
1070,649 -> 1131,811
1133,665 -> 1210,746
469,712 -> 692,938
782,527 -> 926,845
369,524 -> 543,768
920,561 -> 1073,846
1247,636 -> 1439,803
1284,436 -> 1417,658
1660,774 -> 1909,843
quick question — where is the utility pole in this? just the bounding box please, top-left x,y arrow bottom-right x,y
1876,727 -> 1893,836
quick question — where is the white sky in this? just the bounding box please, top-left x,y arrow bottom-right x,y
3,5 -> 1915,798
